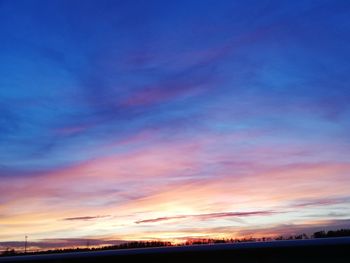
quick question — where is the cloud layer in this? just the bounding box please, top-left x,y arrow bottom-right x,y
0,0 -> 350,250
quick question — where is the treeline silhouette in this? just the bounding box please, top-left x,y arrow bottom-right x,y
2,228 -> 350,257
1,241 -> 171,257
312,229 -> 350,238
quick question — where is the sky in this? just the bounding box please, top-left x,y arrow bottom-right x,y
1,0 -> 350,251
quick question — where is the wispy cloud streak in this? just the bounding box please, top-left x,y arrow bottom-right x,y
63,215 -> 110,221
135,211 -> 275,224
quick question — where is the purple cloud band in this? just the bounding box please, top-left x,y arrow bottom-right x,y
63,215 -> 110,221
135,210 -> 275,224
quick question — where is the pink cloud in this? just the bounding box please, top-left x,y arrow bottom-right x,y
1,130 -> 350,243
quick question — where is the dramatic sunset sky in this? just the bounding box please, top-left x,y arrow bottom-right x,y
1,0 -> 350,251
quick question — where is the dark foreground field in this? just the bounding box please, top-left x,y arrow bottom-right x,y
1,237 -> 349,263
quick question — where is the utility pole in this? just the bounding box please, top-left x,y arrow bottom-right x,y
24,235 -> 28,254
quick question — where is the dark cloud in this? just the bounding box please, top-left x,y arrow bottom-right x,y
291,196 -> 350,208
135,215 -> 187,224
135,210 -> 275,224
63,215 -> 110,221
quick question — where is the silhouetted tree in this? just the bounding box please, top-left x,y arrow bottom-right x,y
1,248 -> 16,256
313,230 -> 327,238
302,233 -> 309,239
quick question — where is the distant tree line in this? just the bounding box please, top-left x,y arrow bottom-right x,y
2,228 -> 350,257
0,241 -> 172,257
1,248 -> 16,256
312,229 -> 350,238
102,241 -> 172,250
